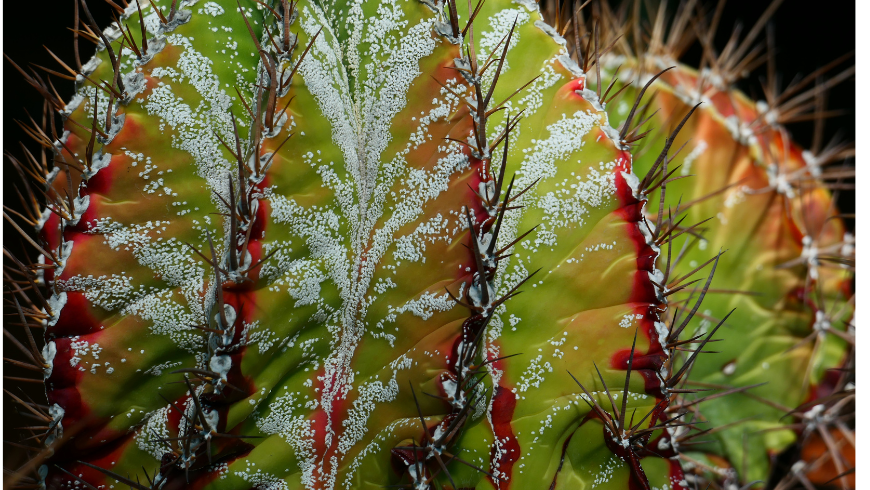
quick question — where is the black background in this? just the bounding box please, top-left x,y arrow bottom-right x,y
1,0 -> 856,477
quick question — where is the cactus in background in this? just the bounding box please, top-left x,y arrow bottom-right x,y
546,1 -> 854,486
2,1 -> 854,490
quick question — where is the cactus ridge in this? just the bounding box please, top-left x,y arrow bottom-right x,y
2,1 -> 854,490
549,2 -> 854,486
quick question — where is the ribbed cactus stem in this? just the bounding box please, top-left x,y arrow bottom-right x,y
1,1 -> 853,490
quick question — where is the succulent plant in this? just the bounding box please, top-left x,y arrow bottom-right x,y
2,1 -> 854,490
554,3 -> 856,484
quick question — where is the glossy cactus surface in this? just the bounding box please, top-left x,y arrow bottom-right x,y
561,3 -> 856,484
591,59 -> 854,483
20,1 -> 685,488
2,1 -> 854,489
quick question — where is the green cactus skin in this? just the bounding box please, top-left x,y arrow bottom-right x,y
570,5 -> 855,485
595,61 -> 853,483
17,1 -> 688,489
2,1 -> 853,490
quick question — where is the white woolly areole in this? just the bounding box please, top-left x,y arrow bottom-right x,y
42,341 -> 57,379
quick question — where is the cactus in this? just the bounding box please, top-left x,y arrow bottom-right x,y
554,2 -> 855,486
2,1 -> 854,490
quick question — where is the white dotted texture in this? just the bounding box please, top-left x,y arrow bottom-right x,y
40,1 -> 664,489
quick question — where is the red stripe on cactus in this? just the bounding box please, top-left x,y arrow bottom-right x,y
49,291 -> 101,337
487,384 -> 520,489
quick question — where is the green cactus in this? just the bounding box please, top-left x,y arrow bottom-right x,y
562,2 -> 855,485
2,1 -> 853,490
599,65 -> 854,484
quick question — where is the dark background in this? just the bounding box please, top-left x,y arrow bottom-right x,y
1,0 -> 856,477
